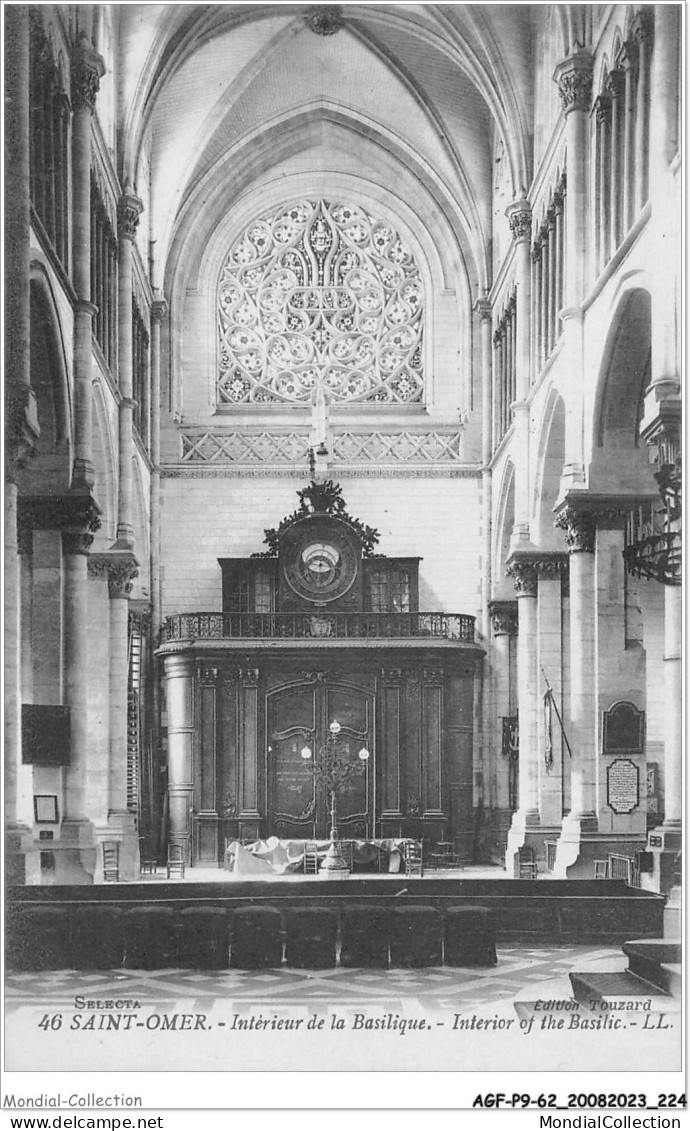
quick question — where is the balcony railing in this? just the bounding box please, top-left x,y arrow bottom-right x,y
162,611 -> 476,644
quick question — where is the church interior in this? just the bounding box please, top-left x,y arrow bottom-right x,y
4,1 -> 682,990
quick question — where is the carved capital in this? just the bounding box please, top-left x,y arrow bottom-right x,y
554,504 -> 596,553
87,551 -> 139,597
593,93 -> 612,125
382,667 -> 404,684
506,556 -> 538,598
151,299 -> 168,323
632,9 -> 654,45
239,667 -> 260,686
489,600 -> 518,636
71,34 -> 106,112
129,603 -> 152,634
531,241 -> 542,264
619,38 -> 638,72
422,667 -> 444,686
5,383 -> 40,479
533,553 -> 570,578
19,493 -> 101,553
199,666 -> 219,687
305,5 -> 343,34
554,52 -> 594,114
507,203 -> 532,243
605,69 -> 625,101
474,297 -> 492,323
117,193 -> 144,241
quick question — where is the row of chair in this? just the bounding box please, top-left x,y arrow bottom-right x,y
7,902 -> 497,971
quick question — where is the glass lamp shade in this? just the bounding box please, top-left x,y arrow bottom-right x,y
329,721 -> 342,735
358,747 -> 370,761
300,745 -> 313,760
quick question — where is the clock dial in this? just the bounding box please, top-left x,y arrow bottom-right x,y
281,518 -> 359,603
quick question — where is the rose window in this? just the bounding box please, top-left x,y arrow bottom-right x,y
217,200 -> 424,404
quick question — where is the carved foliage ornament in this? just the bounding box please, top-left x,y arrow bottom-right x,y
506,560 -> 538,598
118,194 -> 144,241
556,64 -> 594,114
305,5 -> 343,35
508,209 -> 532,243
258,479 -> 379,559
71,34 -> 105,112
554,506 -> 596,554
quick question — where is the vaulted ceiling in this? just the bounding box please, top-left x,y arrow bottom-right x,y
116,4 -> 542,293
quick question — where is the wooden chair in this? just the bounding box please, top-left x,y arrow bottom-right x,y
102,841 -> 120,883
517,845 -> 538,880
402,839 -> 423,877
139,838 -> 158,875
166,843 -> 186,879
303,841 -> 319,874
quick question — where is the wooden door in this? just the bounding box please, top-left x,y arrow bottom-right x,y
266,676 -> 374,839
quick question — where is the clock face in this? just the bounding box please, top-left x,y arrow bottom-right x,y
281,517 -> 359,604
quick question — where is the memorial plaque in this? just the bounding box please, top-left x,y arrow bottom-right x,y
606,757 -> 640,814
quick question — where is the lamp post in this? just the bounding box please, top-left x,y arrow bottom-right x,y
300,720 -> 370,876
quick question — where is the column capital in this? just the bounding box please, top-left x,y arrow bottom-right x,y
605,68 -> 625,101
474,297 -> 492,322
87,550 -> 139,598
619,38 -> 639,72
19,492 -> 101,552
129,601 -> 152,633
632,9 -> 654,44
5,384 -> 40,479
117,193 -> 144,241
506,555 -> 538,598
554,50 -> 594,114
506,200 -> 532,243
489,599 -> 518,636
151,299 -> 169,323
593,92 -> 612,124
71,34 -> 106,113
554,501 -> 596,553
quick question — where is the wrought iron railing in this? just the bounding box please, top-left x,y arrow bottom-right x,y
162,611 -> 476,644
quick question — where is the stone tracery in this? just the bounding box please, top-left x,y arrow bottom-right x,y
217,200 -> 425,405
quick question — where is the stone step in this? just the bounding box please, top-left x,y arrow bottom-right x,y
622,939 -> 682,997
569,969 -> 681,1020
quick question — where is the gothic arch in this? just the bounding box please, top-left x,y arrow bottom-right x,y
532,388 -> 566,548
589,285 -> 652,493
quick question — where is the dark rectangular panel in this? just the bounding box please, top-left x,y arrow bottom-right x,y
22,705 -> 70,765
422,681 -> 443,814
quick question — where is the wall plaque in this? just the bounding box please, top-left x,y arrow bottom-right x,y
606,757 -> 640,814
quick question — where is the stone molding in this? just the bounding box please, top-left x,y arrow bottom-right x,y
163,465 -> 482,480
179,429 -> 466,466
489,599 -> 518,636
554,52 -> 594,114
554,495 -> 655,553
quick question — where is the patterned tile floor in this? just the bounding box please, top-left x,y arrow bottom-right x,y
5,945 -> 621,1016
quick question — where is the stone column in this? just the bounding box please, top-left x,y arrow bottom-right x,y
4,7 -> 39,882
489,601 -> 518,845
115,190 -> 144,548
606,69 -> 624,254
71,33 -> 104,489
551,502 -> 598,877
163,654 -> 195,863
535,556 -> 568,830
506,202 -> 532,546
475,297 -> 492,642
61,497 -> 102,880
149,299 -> 167,635
632,12 -> 652,214
593,94 -> 611,273
553,50 -> 593,495
662,586 -> 682,828
504,559 -> 539,869
620,39 -> 638,232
